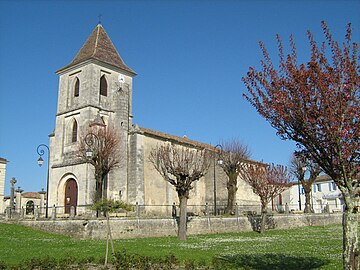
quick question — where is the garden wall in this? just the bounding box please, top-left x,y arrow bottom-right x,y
10,213 -> 342,240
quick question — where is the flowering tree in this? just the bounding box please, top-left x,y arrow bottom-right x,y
149,144 -> 212,240
242,21 -> 359,269
290,152 -> 321,213
240,163 -> 290,233
217,140 -> 250,214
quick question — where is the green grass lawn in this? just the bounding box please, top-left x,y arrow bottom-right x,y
0,222 -> 353,269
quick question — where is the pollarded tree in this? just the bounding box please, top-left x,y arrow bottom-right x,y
149,144 -> 212,240
78,126 -> 121,202
290,152 -> 321,213
217,140 -> 250,214
240,163 -> 290,233
242,21 -> 359,269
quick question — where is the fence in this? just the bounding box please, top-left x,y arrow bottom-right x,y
1,201 -> 343,221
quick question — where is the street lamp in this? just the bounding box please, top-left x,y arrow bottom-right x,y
37,144 -> 50,218
213,144 -> 223,216
84,132 -> 102,216
85,132 -> 99,158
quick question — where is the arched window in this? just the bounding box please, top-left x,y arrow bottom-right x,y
74,77 -> 80,97
72,120 -> 78,143
100,75 -> 107,96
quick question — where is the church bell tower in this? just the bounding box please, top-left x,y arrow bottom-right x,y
48,24 -> 136,212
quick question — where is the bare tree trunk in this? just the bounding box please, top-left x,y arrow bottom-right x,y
225,180 -> 237,214
342,199 -> 359,270
303,190 -> 313,213
178,196 -> 188,241
95,174 -> 104,217
260,201 -> 267,233
95,173 -> 103,201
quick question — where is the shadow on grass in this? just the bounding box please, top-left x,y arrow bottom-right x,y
215,253 -> 330,270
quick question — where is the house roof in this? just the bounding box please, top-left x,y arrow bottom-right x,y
313,174 -> 359,183
57,24 -> 136,75
314,174 -> 333,183
22,192 -> 41,199
290,174 -> 358,186
289,175 -> 333,186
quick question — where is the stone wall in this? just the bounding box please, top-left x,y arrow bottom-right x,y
12,213 -> 342,240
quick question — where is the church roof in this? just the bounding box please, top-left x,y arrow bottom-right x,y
57,24 -> 136,75
0,157 -> 7,164
139,127 -> 213,150
137,126 -> 266,167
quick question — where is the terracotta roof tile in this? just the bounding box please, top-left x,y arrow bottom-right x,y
314,174 -> 332,182
138,126 -> 213,150
136,126 -> 263,166
22,192 -> 41,199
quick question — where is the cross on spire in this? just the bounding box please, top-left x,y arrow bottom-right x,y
98,14 -> 102,25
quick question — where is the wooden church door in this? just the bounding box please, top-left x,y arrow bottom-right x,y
64,179 -> 78,214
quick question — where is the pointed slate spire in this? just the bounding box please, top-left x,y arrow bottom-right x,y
58,24 -> 136,75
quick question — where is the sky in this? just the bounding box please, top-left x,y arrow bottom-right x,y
0,0 -> 359,194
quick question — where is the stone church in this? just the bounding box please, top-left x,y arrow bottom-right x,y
48,23 -> 259,216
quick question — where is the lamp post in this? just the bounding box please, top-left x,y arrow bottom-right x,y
37,144 -> 50,218
213,144 -> 223,216
84,133 -> 101,201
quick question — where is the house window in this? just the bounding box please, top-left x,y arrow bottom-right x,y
329,182 -> 333,191
74,77 -> 80,97
317,184 -> 322,192
313,184 -> 317,192
100,75 -> 107,96
332,182 -> 337,190
72,120 -> 78,143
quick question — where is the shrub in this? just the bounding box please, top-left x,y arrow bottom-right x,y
22,257 -> 59,270
0,260 -> 6,270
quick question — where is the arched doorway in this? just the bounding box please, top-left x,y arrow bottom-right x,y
64,178 -> 78,214
26,200 -> 35,215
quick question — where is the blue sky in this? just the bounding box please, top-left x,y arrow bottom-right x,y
0,0 -> 359,194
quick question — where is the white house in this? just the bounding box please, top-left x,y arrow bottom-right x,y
280,175 -> 344,213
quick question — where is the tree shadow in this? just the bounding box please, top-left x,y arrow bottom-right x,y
215,253 -> 330,270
